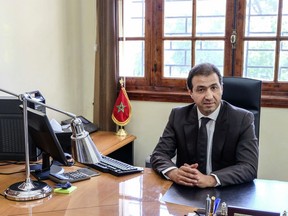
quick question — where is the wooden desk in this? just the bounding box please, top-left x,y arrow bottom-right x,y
90,131 -> 136,165
0,166 -> 196,216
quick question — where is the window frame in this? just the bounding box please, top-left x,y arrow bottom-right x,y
120,0 -> 288,108
234,0 -> 288,108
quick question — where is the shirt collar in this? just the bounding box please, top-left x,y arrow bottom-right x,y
197,102 -> 221,122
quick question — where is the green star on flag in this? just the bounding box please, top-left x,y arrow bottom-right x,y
116,102 -> 126,113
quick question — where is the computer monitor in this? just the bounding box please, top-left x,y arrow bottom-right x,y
27,107 -> 69,180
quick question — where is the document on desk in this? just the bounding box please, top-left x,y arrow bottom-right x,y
161,179 -> 288,213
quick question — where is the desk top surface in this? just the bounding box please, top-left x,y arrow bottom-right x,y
1,163 -> 288,216
0,166 -> 196,216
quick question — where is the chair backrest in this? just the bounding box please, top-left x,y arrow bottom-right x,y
222,77 -> 262,139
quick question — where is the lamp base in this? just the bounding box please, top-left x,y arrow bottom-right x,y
4,180 -> 52,201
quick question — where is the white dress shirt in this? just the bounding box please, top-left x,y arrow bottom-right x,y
197,104 -> 220,174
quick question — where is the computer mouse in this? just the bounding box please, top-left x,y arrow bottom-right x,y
64,153 -> 75,166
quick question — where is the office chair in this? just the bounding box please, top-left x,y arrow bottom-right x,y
145,77 -> 262,168
222,77 -> 262,139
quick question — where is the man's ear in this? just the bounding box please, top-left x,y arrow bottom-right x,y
187,89 -> 193,99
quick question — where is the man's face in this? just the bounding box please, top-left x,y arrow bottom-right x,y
189,73 -> 223,116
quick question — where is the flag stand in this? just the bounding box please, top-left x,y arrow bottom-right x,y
112,78 -> 132,137
116,126 -> 127,137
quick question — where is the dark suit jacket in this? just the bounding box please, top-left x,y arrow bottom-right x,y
151,101 -> 259,186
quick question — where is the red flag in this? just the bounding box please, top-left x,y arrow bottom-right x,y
112,86 -> 132,126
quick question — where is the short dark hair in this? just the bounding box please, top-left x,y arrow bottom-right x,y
186,63 -> 223,91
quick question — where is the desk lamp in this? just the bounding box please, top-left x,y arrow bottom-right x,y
23,94 -> 102,165
0,88 -> 102,201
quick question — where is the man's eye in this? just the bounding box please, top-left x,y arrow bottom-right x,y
197,88 -> 205,92
211,85 -> 219,91
211,86 -> 217,90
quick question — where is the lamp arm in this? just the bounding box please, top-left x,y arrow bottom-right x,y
24,96 -> 77,119
0,88 -> 21,98
0,88 -> 76,119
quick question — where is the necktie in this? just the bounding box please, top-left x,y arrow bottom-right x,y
197,117 -> 210,174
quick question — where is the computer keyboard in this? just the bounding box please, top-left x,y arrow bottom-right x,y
87,156 -> 144,176
49,170 -> 91,183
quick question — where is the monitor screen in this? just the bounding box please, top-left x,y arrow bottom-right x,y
27,107 -> 69,180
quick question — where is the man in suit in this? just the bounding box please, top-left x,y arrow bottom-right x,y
151,63 -> 259,188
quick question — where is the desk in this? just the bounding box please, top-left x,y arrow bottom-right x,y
90,131 -> 136,165
1,164 -> 288,216
0,166 -> 196,216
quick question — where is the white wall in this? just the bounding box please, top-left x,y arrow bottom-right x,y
1,0 -> 287,182
0,0 -> 95,121
126,101 -> 288,182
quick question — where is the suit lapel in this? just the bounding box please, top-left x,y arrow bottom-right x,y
212,102 -> 228,167
184,106 -> 198,162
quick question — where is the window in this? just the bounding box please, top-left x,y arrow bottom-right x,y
118,0 -> 288,107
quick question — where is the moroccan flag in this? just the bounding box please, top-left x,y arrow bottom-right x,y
112,86 -> 132,126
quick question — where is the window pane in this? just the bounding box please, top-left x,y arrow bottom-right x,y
120,0 -> 145,37
164,40 -> 191,78
196,0 -> 226,36
278,41 -> 288,81
243,41 -> 276,81
282,0 -> 288,36
245,0 -> 279,36
164,0 -> 192,37
195,41 -> 224,75
119,41 -> 144,77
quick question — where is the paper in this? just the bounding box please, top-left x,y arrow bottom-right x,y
54,186 -> 77,194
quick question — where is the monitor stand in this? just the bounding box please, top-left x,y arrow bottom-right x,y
30,163 -> 64,180
30,152 -> 65,180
